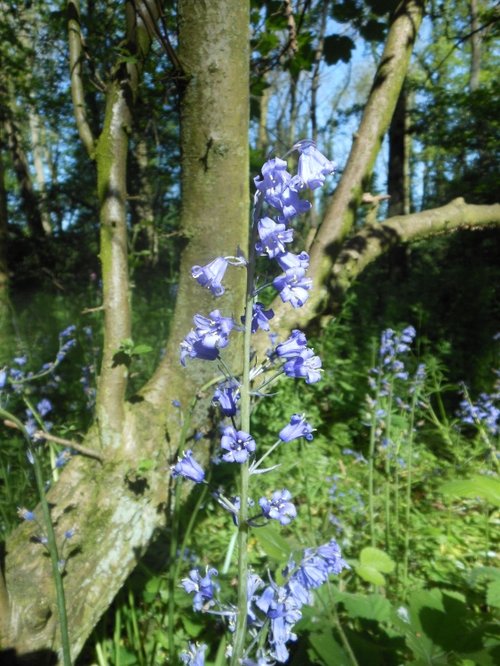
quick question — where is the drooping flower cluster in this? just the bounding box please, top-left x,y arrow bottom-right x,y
180,310 -> 236,366
458,372 -> 500,437
174,141 -> 339,664
374,325 -> 416,384
181,566 -> 219,611
180,538 -> 348,665
251,539 -> 349,663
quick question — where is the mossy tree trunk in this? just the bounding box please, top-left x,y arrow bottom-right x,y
1,0 -> 249,662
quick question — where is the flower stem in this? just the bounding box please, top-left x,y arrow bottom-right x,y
384,384 -> 394,554
402,385 -> 420,594
0,406 -> 72,666
230,195 -> 260,666
33,448 -> 73,666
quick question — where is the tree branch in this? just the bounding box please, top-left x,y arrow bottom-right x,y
267,0 -> 425,338
94,0 -> 160,447
67,0 -> 96,157
330,199 -> 500,304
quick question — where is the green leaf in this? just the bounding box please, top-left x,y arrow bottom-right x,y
323,35 -> 355,65
307,630 -> 349,666
115,646 -> 139,665
254,524 -> 292,562
486,579 -> 500,608
131,343 -> 153,355
336,591 -> 393,622
355,564 -> 386,586
137,458 -> 155,473
399,588 -> 474,661
359,546 -> 396,573
440,475 -> 500,506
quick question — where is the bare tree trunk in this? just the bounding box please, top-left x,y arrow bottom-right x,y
257,78 -> 270,153
388,86 -> 408,217
129,137 -> 159,267
2,111 -> 47,237
2,1 -> 250,662
469,0 -> 482,91
143,0 -> 250,411
29,110 -> 52,234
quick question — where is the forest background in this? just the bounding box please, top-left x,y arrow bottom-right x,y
0,0 -> 499,664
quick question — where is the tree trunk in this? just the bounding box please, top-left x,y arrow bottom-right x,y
130,137 -> 159,268
29,110 -> 52,235
0,142 -> 13,365
2,111 -> 47,237
142,0 -> 250,412
388,85 -> 408,217
469,0 -> 482,92
1,1 -> 250,662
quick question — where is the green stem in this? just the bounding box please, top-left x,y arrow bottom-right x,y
384,385 -> 394,554
367,407 -> 377,547
230,195 -> 260,666
0,405 -> 73,666
332,603 -> 359,666
402,384 -> 420,594
250,438 -> 281,472
367,359 -> 382,547
166,395 -> 199,665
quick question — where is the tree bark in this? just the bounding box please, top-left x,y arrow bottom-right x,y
142,0 -> 250,413
388,85 -> 408,217
29,110 -> 52,235
130,137 -> 159,267
469,0 -> 482,92
1,1 -> 250,662
2,112 -> 47,237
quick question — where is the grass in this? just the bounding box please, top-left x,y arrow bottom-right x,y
1,285 -> 499,665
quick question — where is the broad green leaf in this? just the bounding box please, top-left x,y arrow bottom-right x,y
440,475 -> 500,506
486,579 -> 500,608
336,591 -> 392,623
355,564 -> 386,586
307,630 -> 349,666
401,588 -> 473,661
115,646 -> 138,665
254,524 -> 292,562
359,546 -> 396,573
